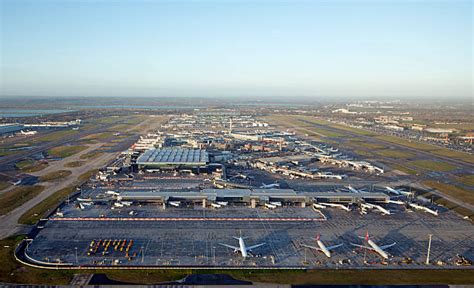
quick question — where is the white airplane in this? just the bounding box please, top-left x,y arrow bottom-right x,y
217,201 -> 228,206
219,234 -> 265,258
106,190 -> 120,196
81,202 -> 93,206
211,203 -> 222,208
346,185 -> 364,193
300,234 -> 343,258
264,203 -> 277,209
20,130 -> 37,136
269,201 -> 282,207
385,186 -> 413,197
350,231 -> 396,259
313,203 -> 326,209
168,201 -> 181,207
121,201 -> 133,206
77,197 -> 93,202
388,199 -> 405,205
360,203 -> 391,215
260,182 -> 280,189
319,202 -> 351,212
408,203 -> 438,216
113,202 -> 124,208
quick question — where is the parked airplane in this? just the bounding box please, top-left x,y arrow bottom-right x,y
408,203 -> 438,216
260,182 -> 280,189
264,203 -> 277,209
319,202 -> 351,212
219,234 -> 265,258
106,190 -> 120,196
313,203 -> 326,209
385,186 -> 413,197
269,201 -> 282,207
217,201 -> 229,206
211,203 -> 222,208
350,231 -> 396,259
168,201 -> 181,207
360,203 -> 391,215
20,130 -> 37,136
301,234 -> 343,258
346,185 -> 365,193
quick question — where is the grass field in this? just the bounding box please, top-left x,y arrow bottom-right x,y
33,130 -> 79,143
374,149 -> 415,159
0,181 -> 10,190
390,164 -> 418,175
64,161 -> 86,168
0,185 -> 44,215
422,180 -> 474,206
410,160 -> 456,172
458,175 -> 474,186
376,135 -> 436,151
47,145 -> 87,158
19,169 -> 99,225
431,149 -> 474,164
15,160 -> 48,173
18,186 -> 75,225
39,170 -> 72,182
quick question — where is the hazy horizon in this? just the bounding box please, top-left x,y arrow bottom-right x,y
1,0 -> 472,99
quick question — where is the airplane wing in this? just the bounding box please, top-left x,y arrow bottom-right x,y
246,243 -> 265,251
350,243 -> 374,251
300,244 -> 321,251
326,243 -> 343,251
379,242 -> 396,250
219,243 -> 239,251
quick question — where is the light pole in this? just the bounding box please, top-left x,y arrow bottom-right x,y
426,234 -> 432,265
75,247 -> 78,264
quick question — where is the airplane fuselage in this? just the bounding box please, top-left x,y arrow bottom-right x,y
317,240 -> 332,258
368,239 -> 389,259
238,237 -> 248,258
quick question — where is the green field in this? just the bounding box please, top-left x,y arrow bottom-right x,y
376,135 -> 436,151
410,160 -> 456,172
0,185 -> 44,215
18,186 -> 75,225
458,175 -> 474,186
390,164 -> 418,175
423,180 -> 474,206
39,170 -> 72,182
47,145 -> 87,158
15,160 -> 48,173
375,149 -> 415,159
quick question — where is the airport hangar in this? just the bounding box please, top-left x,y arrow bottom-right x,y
116,189 -> 389,208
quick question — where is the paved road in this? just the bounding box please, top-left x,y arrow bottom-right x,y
0,148 -> 118,240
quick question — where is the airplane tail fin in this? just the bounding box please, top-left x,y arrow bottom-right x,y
365,230 -> 370,241
316,234 -> 320,241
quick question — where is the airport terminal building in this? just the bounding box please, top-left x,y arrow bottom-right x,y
136,148 -> 210,172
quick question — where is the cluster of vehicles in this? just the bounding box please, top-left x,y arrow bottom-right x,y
87,239 -> 137,261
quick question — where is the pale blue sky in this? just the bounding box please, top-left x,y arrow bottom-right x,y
1,0 -> 472,99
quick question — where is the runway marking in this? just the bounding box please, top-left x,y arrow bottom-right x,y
50,217 -> 325,222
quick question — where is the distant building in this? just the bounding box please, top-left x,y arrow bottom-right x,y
0,124 -> 24,135
425,128 -> 456,134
